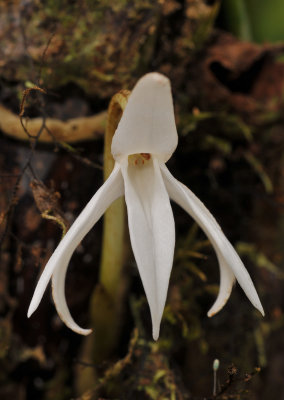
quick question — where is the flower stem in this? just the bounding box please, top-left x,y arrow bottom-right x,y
76,90 -> 130,394
90,90 -> 130,359
99,90 -> 130,294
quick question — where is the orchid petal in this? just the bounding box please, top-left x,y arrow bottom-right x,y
160,164 -> 264,316
111,73 -> 178,163
207,255 -> 235,317
121,157 -> 175,340
28,163 -> 124,335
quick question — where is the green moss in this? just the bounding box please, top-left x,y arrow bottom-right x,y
0,1 -> 162,97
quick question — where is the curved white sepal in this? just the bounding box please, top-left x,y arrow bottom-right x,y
112,72 -> 178,163
207,256 -> 235,317
160,164 -> 264,317
52,254 -> 92,335
121,157 -> 175,340
28,163 -> 124,335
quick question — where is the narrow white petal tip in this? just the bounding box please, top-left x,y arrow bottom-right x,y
152,322 -> 160,341
55,309 -> 93,336
243,288 -> 265,317
207,292 -> 233,318
27,303 -> 37,318
207,300 -> 265,319
256,303 -> 265,317
152,329 -> 159,341
57,309 -> 93,335
76,328 -> 93,336
207,303 -> 225,318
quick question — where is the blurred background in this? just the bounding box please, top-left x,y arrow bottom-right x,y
0,1 -> 283,399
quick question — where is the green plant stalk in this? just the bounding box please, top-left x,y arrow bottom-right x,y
90,90 -> 131,360
99,90 -> 130,292
75,91 -> 131,395
222,0 -> 253,41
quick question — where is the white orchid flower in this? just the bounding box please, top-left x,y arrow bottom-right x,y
28,72 -> 264,340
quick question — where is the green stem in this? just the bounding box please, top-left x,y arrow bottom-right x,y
222,0 -> 253,41
75,90 -> 130,395
90,90 -> 131,359
99,90 -> 130,294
